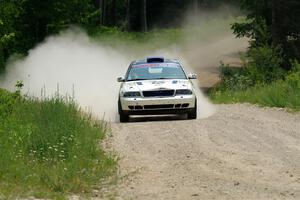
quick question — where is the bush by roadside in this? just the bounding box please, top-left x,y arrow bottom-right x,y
0,89 -> 116,199
210,73 -> 300,111
216,45 -> 285,91
209,45 -> 300,111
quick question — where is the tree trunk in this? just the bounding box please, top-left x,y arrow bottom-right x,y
0,46 -> 9,70
112,0 -> 117,26
272,0 -> 291,69
95,0 -> 103,25
140,0 -> 147,32
125,0 -> 131,31
102,0 -> 106,25
271,0 -> 280,45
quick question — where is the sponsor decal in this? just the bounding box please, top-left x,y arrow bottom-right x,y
132,63 -> 180,68
152,81 -> 165,85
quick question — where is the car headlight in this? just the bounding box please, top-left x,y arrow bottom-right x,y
175,89 -> 193,95
123,91 -> 141,98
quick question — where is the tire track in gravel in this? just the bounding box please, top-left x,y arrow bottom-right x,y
106,104 -> 300,200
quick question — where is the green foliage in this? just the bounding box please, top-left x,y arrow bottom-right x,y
211,45 -> 299,110
17,0 -> 99,49
246,45 -> 284,83
232,17 -> 271,47
222,0 -> 299,109
218,64 -> 255,91
0,90 -> 116,199
232,0 -> 300,65
210,62 -> 300,111
216,45 -> 284,91
15,80 -> 24,90
0,2 -> 20,44
0,0 -> 99,71
0,89 -> 20,120
0,0 -> 243,71
231,0 -> 272,43
0,1 -> 21,71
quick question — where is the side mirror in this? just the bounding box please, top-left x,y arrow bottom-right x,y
117,76 -> 125,82
188,73 -> 197,80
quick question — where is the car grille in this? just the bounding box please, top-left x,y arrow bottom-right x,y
142,90 -> 175,97
144,104 -> 174,109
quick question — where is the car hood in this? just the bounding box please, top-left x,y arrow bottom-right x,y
121,79 -> 193,92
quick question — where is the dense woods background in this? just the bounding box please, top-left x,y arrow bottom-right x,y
0,0 -> 299,71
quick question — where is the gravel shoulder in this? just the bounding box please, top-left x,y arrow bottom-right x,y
106,104 -> 300,200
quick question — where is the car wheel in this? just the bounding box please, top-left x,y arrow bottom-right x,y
187,99 -> 197,119
120,112 -> 129,123
118,99 -> 129,123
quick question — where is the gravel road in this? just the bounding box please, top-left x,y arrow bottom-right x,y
106,104 -> 300,200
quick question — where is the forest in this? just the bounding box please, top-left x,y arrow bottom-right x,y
1,0 -> 299,70
0,0 -> 237,69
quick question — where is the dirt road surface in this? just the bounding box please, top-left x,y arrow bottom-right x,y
105,104 -> 300,200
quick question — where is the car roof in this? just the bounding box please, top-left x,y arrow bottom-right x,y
131,57 -> 181,66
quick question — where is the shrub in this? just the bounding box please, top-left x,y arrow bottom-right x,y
246,45 -> 284,83
210,62 -> 300,111
217,63 -> 255,91
215,45 -> 285,92
0,88 -> 20,119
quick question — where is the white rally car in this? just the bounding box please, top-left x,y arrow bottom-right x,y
117,57 -> 197,122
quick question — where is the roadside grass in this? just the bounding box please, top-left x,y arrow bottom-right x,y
0,89 -> 116,199
209,43 -> 300,112
209,68 -> 300,111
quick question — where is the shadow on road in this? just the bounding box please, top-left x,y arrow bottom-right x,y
128,114 -> 188,123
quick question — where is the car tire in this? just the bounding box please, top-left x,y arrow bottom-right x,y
118,99 -> 129,123
187,99 -> 197,120
120,112 -> 129,123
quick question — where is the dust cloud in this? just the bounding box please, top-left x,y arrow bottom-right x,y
0,7 -> 248,122
0,29 -> 130,122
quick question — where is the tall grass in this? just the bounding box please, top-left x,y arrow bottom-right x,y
209,43 -> 300,111
210,64 -> 300,111
0,89 -> 116,199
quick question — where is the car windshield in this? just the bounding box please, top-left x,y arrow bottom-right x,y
126,63 -> 187,81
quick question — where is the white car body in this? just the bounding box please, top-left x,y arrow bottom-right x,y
118,57 -> 197,122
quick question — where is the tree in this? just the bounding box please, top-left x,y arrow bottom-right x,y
140,0 -> 147,32
102,0 -> 107,25
125,0 -> 131,30
0,1 -> 21,70
95,0 -> 103,25
232,0 -> 300,67
0,0 -> 100,70
112,0 -> 117,25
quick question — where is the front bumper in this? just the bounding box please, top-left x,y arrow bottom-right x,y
119,95 -> 196,115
